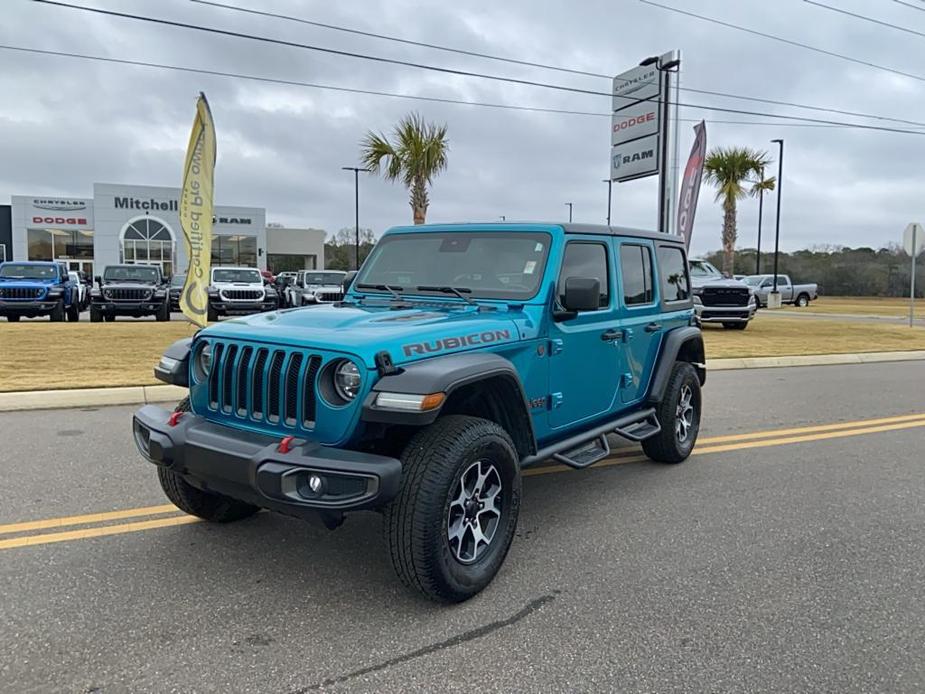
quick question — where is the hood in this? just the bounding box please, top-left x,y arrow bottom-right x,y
212,281 -> 264,289
201,302 -> 522,367
102,280 -> 157,289
303,282 -> 342,290
690,275 -> 749,289
0,276 -> 61,286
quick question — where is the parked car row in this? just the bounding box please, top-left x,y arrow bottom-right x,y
0,260 -> 356,322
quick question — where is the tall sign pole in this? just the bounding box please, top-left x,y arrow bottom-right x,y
905,222 -> 923,327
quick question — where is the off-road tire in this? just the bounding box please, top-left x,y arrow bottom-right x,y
642,361 -> 702,464
49,299 -> 65,322
66,301 -> 80,322
796,293 -> 810,308
383,415 -> 521,603
156,300 -> 170,322
723,322 -> 748,330
104,314 -> 116,322
156,397 -> 260,523
6,315 -> 20,322
89,306 -> 102,322
207,304 -> 218,322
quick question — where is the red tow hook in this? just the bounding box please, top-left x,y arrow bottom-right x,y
167,411 -> 184,427
277,435 -> 296,454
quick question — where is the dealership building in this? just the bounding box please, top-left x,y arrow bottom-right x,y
6,182 -> 324,276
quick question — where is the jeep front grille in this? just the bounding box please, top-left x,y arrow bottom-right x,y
206,341 -> 322,428
701,287 -> 749,307
220,288 -> 264,302
104,288 -> 152,301
0,287 -> 44,300
315,291 -> 344,303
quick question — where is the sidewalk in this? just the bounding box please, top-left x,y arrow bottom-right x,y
2,350 -> 923,412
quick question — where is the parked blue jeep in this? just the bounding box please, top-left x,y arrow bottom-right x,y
0,261 -> 80,322
134,223 -> 705,601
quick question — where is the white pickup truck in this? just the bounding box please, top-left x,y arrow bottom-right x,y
207,266 -> 279,321
743,274 -> 818,308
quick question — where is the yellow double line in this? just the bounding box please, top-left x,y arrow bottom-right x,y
2,412 -> 924,550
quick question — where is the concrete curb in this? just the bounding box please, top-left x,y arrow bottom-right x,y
1,350 -> 924,412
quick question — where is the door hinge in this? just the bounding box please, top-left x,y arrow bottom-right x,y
620,372 -> 634,388
549,339 -> 564,355
550,392 -> 564,409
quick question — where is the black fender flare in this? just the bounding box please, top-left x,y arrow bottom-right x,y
154,337 -> 193,387
361,352 -> 536,456
646,326 -> 706,405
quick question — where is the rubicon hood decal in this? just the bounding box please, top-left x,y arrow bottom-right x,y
402,329 -> 512,357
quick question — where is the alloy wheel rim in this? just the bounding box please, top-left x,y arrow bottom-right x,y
675,384 -> 695,443
446,459 -> 503,564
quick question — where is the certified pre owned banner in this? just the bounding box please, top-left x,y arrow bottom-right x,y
179,93 -> 216,328
676,121 -> 707,249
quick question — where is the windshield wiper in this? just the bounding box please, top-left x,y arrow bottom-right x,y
415,285 -> 476,305
355,283 -> 405,300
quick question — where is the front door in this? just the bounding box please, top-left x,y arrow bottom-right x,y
58,259 -> 94,276
614,240 -> 663,404
548,238 -> 623,430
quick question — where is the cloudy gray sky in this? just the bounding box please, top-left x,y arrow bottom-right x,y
2,0 -> 924,256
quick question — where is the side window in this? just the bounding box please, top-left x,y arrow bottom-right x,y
657,246 -> 690,302
620,244 -> 654,306
557,242 -> 609,309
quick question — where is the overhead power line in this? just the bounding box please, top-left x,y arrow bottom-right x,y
640,0 -> 925,84
805,0 -> 925,38
890,0 -> 925,12
4,43 -> 925,136
192,0 -> 925,129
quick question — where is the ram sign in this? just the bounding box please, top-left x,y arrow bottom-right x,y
610,134 -> 659,181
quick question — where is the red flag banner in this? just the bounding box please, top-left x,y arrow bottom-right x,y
676,121 -> 706,249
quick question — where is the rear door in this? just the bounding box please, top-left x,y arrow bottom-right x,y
548,237 -> 623,430
614,240 -> 662,405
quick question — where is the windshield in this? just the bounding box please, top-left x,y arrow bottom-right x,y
689,260 -> 721,278
0,263 -> 58,280
356,232 -> 551,301
104,265 -> 159,282
212,269 -> 261,284
741,276 -> 764,286
302,272 -> 345,285
170,275 -> 187,287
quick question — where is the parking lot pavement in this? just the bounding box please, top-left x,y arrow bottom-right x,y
1,361 -> 924,692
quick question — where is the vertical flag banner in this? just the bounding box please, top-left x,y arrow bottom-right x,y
676,120 -> 706,249
179,92 -> 216,328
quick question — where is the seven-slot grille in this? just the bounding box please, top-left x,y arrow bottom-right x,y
104,287 -> 152,301
315,291 -> 344,303
206,342 -> 322,428
220,288 -> 264,301
0,286 -> 44,300
701,287 -> 750,307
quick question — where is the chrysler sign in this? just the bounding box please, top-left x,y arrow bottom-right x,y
612,65 -> 659,111
26,197 -> 94,229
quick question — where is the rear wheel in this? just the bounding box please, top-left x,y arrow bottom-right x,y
104,314 -> 116,322
796,293 -> 810,307
6,315 -> 20,322
383,415 -> 521,603
642,361 -> 702,464
156,397 -> 260,523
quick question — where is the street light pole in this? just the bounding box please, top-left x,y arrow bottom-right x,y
640,51 -> 681,234
756,165 -> 765,275
565,202 -> 573,223
342,166 -> 370,270
770,139 -> 784,304
602,179 -> 612,226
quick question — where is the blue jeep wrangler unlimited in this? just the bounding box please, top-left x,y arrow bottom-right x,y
133,223 -> 705,601
0,261 -> 81,322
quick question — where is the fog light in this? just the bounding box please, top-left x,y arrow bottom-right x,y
308,474 -> 324,493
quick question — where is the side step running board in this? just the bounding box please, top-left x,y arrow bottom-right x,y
521,408 -> 661,470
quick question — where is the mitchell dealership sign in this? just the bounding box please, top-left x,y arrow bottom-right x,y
113,197 -> 251,224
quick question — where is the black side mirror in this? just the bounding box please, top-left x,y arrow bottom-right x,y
95,275 -> 103,287
555,277 -> 600,321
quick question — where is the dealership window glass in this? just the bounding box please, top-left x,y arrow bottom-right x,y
620,243 -> 655,305
211,235 -> 257,267
656,246 -> 690,302
27,228 -> 94,261
120,217 -> 175,276
268,253 -> 317,273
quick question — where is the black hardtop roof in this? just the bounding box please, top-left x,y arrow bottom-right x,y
560,223 -> 685,244
388,221 -> 685,245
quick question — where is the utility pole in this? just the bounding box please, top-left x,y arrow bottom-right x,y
565,202 -> 573,223
756,165 -> 765,275
602,179 -> 612,226
770,139 -> 784,306
640,51 -> 681,233
341,166 -> 370,269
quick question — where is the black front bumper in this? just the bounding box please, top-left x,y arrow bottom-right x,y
211,301 -> 277,315
0,300 -> 59,313
93,300 -> 164,314
133,405 -> 402,515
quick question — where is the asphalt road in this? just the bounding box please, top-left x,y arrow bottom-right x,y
1,361 -> 924,693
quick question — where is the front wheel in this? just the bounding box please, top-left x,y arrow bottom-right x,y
66,301 -> 80,322
6,315 -> 20,322
383,415 -> 521,603
49,299 -> 65,322
642,362 -> 702,464
207,304 -> 218,322
156,301 -> 170,321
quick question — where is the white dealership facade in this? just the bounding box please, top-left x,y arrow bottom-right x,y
9,182 -> 324,276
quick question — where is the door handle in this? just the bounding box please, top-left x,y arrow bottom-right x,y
645,322 -> 662,333
600,329 -> 622,342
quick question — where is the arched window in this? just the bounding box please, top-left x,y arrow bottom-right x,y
120,217 -> 176,277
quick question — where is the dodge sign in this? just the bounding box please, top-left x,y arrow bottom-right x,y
611,101 -> 660,146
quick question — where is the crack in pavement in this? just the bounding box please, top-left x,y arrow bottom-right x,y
291,592 -> 559,692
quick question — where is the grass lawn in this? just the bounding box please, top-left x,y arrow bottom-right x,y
2,313 -> 925,392
781,295 -> 922,319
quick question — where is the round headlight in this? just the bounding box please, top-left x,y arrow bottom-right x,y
198,343 -> 213,377
333,360 -> 361,400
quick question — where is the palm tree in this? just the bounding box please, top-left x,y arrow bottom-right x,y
750,171 -> 776,274
704,146 -> 771,275
361,112 -> 449,225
